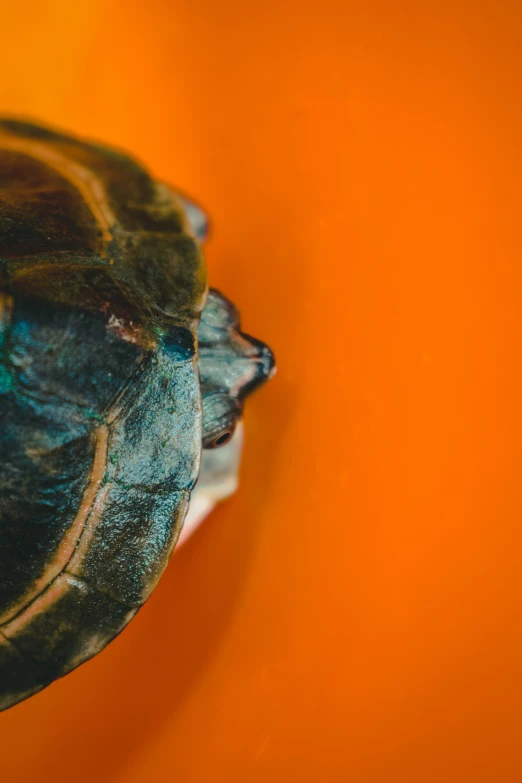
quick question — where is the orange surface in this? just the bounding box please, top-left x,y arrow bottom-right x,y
1,1 -> 522,780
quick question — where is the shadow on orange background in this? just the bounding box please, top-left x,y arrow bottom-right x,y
1,1 -> 522,781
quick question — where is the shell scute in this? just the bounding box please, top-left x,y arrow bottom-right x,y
0,118 -> 207,335
68,486 -> 189,607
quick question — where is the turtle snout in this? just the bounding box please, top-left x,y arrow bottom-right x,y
238,333 -> 276,397
255,340 -> 277,382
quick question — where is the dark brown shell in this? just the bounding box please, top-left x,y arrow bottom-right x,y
0,119 -> 207,710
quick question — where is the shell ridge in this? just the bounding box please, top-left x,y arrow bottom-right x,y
0,131 -> 115,249
0,424 -> 110,626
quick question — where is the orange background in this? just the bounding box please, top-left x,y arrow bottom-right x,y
1,1 -> 522,780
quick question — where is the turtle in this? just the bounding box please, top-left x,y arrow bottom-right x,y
0,118 -> 275,711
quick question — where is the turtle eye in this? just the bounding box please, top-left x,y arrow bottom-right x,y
207,423 -> 236,449
201,392 -> 241,449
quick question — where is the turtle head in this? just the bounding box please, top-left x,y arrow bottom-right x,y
197,289 -> 275,449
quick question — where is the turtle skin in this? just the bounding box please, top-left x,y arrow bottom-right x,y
0,119 -> 207,710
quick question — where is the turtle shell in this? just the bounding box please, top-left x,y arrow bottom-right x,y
0,119 -> 207,710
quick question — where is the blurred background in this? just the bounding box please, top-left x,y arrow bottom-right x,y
2,1 -> 522,780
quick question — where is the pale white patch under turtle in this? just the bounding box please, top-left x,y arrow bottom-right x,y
177,422 -> 244,546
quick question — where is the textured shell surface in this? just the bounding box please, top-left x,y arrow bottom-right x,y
0,119 -> 208,711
